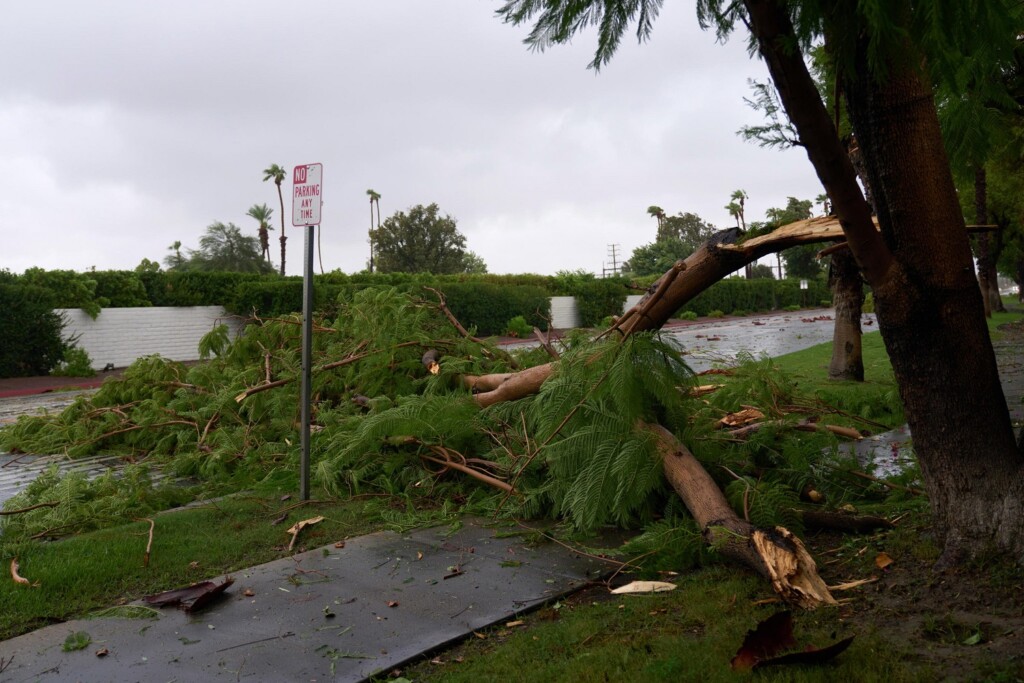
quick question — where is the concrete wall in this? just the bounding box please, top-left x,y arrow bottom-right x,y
58,307 -> 244,370
549,296 -> 580,329
624,294 -> 644,311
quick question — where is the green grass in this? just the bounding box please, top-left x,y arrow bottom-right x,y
0,494 -> 383,640
395,567 -> 935,683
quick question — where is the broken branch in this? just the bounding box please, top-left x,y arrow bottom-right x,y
0,501 -> 59,516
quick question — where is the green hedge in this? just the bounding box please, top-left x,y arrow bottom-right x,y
0,284 -> 67,378
139,271 -> 263,307
572,279 -> 629,327
438,283 -> 551,336
680,278 -> 831,317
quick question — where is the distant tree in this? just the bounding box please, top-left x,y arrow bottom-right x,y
164,241 -> 186,270
625,239 -> 692,277
656,212 -> 716,249
461,251 -> 489,274
246,203 -> 275,263
178,222 -> 274,274
262,164 -> 288,275
628,211 -> 716,276
371,203 -> 477,274
749,263 -> 775,279
765,198 -> 820,279
135,258 -> 161,273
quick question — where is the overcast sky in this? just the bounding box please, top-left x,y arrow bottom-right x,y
0,1 -> 824,277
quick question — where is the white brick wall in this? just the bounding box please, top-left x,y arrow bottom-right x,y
57,307 -> 245,370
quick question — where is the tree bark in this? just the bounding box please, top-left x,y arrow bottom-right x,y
842,23 -> 1024,564
827,248 -> 864,381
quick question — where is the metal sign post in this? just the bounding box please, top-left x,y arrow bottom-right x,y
292,163 -> 323,501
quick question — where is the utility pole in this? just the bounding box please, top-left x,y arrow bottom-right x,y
605,244 -> 621,278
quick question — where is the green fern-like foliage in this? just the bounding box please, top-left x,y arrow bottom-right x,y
508,333 -> 696,531
724,477 -> 804,535
615,518 -> 713,575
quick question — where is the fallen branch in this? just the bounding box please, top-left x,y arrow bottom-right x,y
646,423 -> 835,609
0,501 -> 60,516
424,286 -> 518,369
421,446 -> 515,493
799,510 -> 893,533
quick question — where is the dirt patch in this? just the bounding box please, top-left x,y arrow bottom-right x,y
807,518 -> 1024,681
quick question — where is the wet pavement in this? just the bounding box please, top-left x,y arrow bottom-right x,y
0,520 -> 613,682
663,310 -> 876,373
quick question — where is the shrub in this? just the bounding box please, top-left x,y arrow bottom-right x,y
678,311 -> 698,321
505,315 -> 533,338
92,271 -> 151,308
731,309 -> 748,317
784,304 -> 800,312
863,292 -> 875,313
708,310 -> 725,318
0,284 -> 67,378
52,347 -> 96,377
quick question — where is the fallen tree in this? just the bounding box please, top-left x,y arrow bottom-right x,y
2,221 -> 928,609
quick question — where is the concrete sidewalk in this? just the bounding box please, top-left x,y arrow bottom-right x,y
0,520 -> 615,683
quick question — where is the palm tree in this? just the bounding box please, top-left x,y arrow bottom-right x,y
246,203 -> 275,264
646,205 -> 665,235
726,189 -> 748,231
366,189 -> 381,273
263,164 -> 288,275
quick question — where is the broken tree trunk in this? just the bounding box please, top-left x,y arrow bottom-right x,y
646,423 -> 836,610
467,217 -> 996,407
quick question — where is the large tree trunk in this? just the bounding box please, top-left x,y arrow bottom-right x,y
742,0 -> 1024,564
842,24 -> 1024,564
827,248 -> 864,381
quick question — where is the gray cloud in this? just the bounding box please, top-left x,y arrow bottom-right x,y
0,1 -> 822,276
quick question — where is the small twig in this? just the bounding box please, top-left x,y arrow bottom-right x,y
0,501 -> 59,516
421,452 -> 514,493
81,420 -> 197,445
844,469 -> 924,496
423,286 -> 519,369
216,632 -> 295,653
139,517 -> 155,568
1,453 -> 34,468
533,327 -> 560,359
